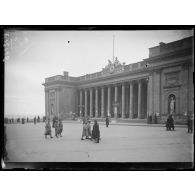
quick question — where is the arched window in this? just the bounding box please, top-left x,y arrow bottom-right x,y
168,94 -> 176,114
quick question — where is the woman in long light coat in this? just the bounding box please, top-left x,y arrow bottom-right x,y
81,122 -> 89,140
45,120 -> 53,139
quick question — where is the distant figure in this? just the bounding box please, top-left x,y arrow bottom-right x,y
34,117 -> 36,124
187,116 -> 193,133
44,120 -> 53,139
27,117 -> 29,123
22,118 -> 25,124
37,116 -> 40,123
81,121 -> 89,140
92,120 -> 100,143
154,114 -> 158,124
166,115 -> 175,131
106,116 -> 109,127
43,116 -> 46,123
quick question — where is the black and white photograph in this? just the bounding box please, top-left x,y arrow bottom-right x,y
3,27 -> 194,169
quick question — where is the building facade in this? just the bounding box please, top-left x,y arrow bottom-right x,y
42,36 -> 194,123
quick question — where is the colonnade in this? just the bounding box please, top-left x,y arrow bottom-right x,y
78,79 -> 148,119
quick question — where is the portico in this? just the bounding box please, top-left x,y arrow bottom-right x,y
78,78 -> 148,119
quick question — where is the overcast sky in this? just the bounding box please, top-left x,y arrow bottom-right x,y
4,30 -> 193,117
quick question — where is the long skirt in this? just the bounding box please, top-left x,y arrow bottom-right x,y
82,126 -> 88,137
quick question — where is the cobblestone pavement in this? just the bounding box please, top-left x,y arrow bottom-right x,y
4,122 -> 194,162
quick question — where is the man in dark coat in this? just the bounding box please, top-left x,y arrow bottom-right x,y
166,115 -> 175,131
92,120 -> 100,143
106,116 -> 109,127
58,119 -> 63,137
187,116 -> 193,133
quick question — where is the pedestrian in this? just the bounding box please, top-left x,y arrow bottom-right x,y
27,117 -> 29,123
34,117 -> 36,124
81,121 -> 88,140
44,119 -> 53,139
187,115 -> 193,133
106,116 -> 109,127
86,120 -> 92,138
52,116 -> 57,128
166,115 -> 175,131
55,120 -> 59,138
91,120 -> 100,143
58,119 -> 63,137
82,117 -> 86,124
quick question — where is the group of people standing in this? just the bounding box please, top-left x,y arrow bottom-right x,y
81,118 -> 100,143
166,114 -> 193,133
44,117 -> 63,139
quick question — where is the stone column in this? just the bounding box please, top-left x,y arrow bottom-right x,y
95,87 -> 98,117
138,80 -> 142,119
45,90 -> 49,117
85,89 -> 87,117
55,89 -> 58,116
79,90 -> 83,117
147,73 -> 153,117
90,88 -> 93,118
129,81 -> 133,119
101,87 -> 105,117
153,70 -> 161,115
114,84 -> 118,118
122,83 -> 125,118
107,85 -> 111,117
57,88 -> 60,117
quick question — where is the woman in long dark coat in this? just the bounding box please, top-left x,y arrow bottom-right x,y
92,120 -> 100,143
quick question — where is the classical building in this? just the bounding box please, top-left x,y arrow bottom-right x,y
42,36 -> 194,123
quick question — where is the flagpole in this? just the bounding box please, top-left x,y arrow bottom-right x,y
113,34 -> 115,63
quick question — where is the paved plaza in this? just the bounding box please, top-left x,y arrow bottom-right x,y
4,121 -> 193,162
